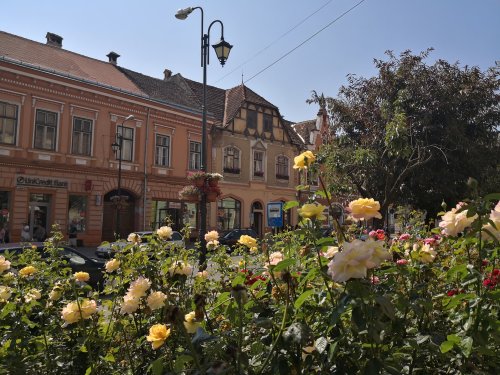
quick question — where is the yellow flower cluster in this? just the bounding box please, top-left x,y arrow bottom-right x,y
61,299 -> 97,324
298,203 -> 327,221
348,198 -> 382,221
0,256 -> 11,273
105,258 -> 121,273
120,276 -> 151,314
146,324 -> 171,350
74,272 -> 90,282
19,265 -> 37,277
293,151 -> 316,170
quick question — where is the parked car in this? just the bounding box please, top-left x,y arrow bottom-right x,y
219,228 -> 258,251
0,242 -> 106,289
95,231 -> 184,259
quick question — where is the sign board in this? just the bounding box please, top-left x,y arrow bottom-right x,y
267,202 -> 283,227
16,175 -> 68,189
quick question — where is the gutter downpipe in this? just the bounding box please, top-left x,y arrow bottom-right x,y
143,107 -> 151,230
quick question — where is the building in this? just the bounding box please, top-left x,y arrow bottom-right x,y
0,30 -> 304,245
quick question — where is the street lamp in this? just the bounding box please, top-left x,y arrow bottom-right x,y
175,6 -> 232,267
111,114 -> 135,239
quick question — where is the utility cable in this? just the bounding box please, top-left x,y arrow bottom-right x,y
214,0 -> 334,84
244,0 -> 367,84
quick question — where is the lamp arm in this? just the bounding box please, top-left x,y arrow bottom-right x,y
206,20 -> 224,66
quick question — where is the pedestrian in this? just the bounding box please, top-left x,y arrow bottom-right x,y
34,224 -> 46,242
68,223 -> 77,247
0,224 -> 5,243
21,225 -> 31,242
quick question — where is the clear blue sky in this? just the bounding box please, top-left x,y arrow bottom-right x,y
2,0 -> 499,122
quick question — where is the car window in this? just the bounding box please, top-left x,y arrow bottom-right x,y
61,249 -> 86,265
171,232 -> 182,241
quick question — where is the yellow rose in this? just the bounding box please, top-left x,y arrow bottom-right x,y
61,301 -> 81,324
197,270 -> 209,279
127,276 -> 151,298
238,235 -> 257,248
49,286 -> 63,301
80,299 -> 97,319
127,233 -> 142,244
19,265 -> 37,277
298,203 -> 327,221
146,324 -> 171,350
168,261 -> 193,276
293,151 -> 316,170
25,288 -> 42,303
184,311 -> 201,333
327,240 -> 375,282
0,286 -> 12,301
411,243 -> 436,264
146,291 -> 167,311
74,272 -> 90,282
120,294 -> 140,314
348,198 -> 382,221
157,226 -> 173,240
105,258 -> 121,273
204,230 -> 219,242
0,256 -> 11,273
439,203 -> 478,237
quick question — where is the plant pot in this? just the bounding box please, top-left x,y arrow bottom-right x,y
194,178 -> 205,188
206,191 -> 218,202
182,194 -> 200,202
208,179 -> 219,188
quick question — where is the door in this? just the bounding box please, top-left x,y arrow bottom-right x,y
29,201 -> 50,241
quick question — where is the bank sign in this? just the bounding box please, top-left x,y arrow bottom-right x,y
16,175 -> 68,189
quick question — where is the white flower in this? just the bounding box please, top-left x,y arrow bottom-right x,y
127,276 -> 151,298
127,233 -> 142,244
204,230 -> 219,242
482,201 -> 500,241
0,286 -> 12,301
157,226 -> 173,240
120,295 -> 140,314
105,258 -> 121,273
0,256 -> 11,273
327,240 -> 375,282
146,291 -> 167,311
439,203 -> 477,236
25,289 -> 42,303
168,261 -> 193,276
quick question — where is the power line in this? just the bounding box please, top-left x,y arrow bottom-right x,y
214,0 -> 334,84
244,0 -> 367,84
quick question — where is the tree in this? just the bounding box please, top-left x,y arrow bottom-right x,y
312,50 -> 500,223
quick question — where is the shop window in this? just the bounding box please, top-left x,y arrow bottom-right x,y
34,109 -> 58,151
218,197 -> 241,230
155,134 -> 171,167
71,117 -> 92,156
189,141 -> 201,170
68,195 -> 87,232
223,146 -> 240,174
0,101 -> 18,145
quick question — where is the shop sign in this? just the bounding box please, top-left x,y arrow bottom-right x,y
267,202 -> 283,227
16,175 -> 69,189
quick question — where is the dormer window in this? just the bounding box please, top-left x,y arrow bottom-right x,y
264,114 -> 273,132
247,110 -> 257,129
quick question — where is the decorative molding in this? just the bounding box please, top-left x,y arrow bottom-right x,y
32,95 -> 65,112
154,123 -> 176,134
70,104 -> 99,120
0,87 -> 26,105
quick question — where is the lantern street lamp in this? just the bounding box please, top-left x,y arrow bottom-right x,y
175,6 -> 232,267
111,114 -> 135,239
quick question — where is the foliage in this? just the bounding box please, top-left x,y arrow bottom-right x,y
311,50 -> 500,220
178,185 -> 201,197
187,171 -> 207,181
0,175 -> 499,374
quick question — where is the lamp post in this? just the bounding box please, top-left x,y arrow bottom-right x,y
175,6 -> 232,267
111,114 -> 135,239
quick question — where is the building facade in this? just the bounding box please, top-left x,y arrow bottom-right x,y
0,30 -> 304,245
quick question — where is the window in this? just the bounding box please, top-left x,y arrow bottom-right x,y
253,150 -> 264,177
276,155 -> 289,180
189,141 -> 201,170
223,146 -> 240,174
71,117 -> 92,156
0,101 -> 18,145
218,197 -> 241,230
247,110 -> 257,129
264,114 -> 273,132
155,134 -> 171,166
68,195 -> 87,233
117,126 -> 134,162
34,109 -> 58,150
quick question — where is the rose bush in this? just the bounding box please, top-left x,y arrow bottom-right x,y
0,154 -> 498,374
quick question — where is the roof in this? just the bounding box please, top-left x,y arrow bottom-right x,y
283,119 -> 305,146
292,120 -> 317,144
0,30 -> 143,95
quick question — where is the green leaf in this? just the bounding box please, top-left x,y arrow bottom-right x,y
363,358 -> 382,374
150,358 -> 163,375
273,258 -> 296,272
447,334 -> 461,343
446,264 -> 468,281
174,355 -> 193,373
459,336 -> 473,358
440,340 -> 455,353
485,193 -> 500,202
84,368 -> 92,375
294,289 -> 315,309
283,200 -> 299,210
375,295 -> 395,320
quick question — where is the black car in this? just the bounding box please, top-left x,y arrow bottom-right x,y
219,228 -> 258,251
0,242 -> 106,289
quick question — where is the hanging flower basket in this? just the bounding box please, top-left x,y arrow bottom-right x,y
179,185 -> 201,202
206,191 -> 218,202
187,171 -> 207,188
193,178 -> 205,188
183,194 -> 200,202
207,173 -> 223,187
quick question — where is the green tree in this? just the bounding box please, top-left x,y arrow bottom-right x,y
313,50 -> 500,222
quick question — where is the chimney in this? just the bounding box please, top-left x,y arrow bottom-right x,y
107,52 -> 120,65
163,69 -> 172,80
46,32 -> 63,48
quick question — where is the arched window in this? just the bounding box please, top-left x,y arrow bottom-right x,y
276,155 -> 289,180
223,146 -> 240,174
218,197 -> 241,230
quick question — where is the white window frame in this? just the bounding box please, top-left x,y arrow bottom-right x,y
0,100 -> 18,145
34,108 -> 59,151
189,141 -> 201,170
223,146 -> 241,173
71,116 -> 93,156
155,134 -> 171,167
276,155 -> 289,179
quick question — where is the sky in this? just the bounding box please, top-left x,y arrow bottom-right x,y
2,0 -> 499,122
